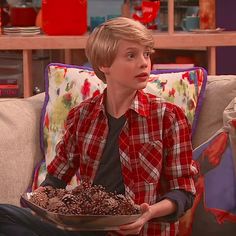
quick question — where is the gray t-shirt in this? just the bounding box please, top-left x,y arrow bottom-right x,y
92,113 -> 126,194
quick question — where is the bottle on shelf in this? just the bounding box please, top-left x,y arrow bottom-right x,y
0,0 -> 10,33
10,0 -> 37,27
199,0 -> 216,29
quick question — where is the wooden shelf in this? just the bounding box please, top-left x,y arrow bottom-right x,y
1,31 -> 236,50
1,31 -> 236,97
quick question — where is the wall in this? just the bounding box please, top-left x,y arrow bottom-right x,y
216,0 -> 236,75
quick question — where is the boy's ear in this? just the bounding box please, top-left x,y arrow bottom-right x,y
99,66 -> 110,75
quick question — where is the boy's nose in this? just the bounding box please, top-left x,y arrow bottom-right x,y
140,56 -> 149,68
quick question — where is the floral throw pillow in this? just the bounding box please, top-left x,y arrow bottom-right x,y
145,67 -> 207,135
32,63 -> 106,190
32,64 -> 207,190
41,63 -> 106,166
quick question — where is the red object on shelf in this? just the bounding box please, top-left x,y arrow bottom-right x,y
175,56 -> 195,64
10,4 -> 37,27
199,0 -> 216,29
42,0 -> 87,35
0,84 -> 19,98
132,1 -> 160,27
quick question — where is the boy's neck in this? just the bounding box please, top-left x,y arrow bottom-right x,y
105,89 -> 136,118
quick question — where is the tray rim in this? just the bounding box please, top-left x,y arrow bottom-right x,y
21,192 -> 141,231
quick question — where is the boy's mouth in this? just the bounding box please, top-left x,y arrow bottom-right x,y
135,72 -> 149,78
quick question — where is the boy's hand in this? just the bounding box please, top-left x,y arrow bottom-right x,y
33,186 -> 45,192
116,203 -> 151,235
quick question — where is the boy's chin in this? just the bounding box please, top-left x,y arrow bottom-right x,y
137,82 -> 148,90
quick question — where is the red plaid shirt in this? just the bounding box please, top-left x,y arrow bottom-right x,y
47,90 -> 197,236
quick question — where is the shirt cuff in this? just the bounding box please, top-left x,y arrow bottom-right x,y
154,190 -> 195,222
40,173 -> 67,189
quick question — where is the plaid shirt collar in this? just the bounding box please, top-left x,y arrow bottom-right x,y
90,89 -> 151,118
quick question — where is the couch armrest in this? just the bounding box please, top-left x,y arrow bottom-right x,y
0,93 -> 45,206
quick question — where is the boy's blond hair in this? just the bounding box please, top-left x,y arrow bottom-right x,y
85,17 -> 154,82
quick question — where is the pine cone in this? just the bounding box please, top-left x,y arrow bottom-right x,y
68,204 -> 82,215
47,197 -> 66,213
61,194 -> 77,206
115,196 -> 140,215
30,192 -> 48,209
55,188 -> 67,200
43,186 -> 57,198
58,206 -> 70,215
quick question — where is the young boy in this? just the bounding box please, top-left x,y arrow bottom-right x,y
0,17 -> 197,236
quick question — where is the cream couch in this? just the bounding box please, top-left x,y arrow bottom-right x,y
0,75 -> 236,206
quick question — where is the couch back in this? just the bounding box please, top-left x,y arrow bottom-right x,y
193,75 -> 236,148
0,93 -> 44,205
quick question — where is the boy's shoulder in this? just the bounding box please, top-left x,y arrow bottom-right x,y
143,91 -> 184,116
82,93 -> 103,106
70,93 -> 103,116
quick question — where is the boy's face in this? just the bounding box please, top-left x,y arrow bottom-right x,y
101,40 -> 152,92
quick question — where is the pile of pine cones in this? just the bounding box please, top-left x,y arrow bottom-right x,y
29,183 -> 140,216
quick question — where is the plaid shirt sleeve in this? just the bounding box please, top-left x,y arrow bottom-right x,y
162,102 -> 198,195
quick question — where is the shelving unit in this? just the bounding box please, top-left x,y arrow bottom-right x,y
0,0 -> 236,97
1,31 -> 236,97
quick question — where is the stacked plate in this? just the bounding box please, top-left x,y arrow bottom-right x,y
3,26 -> 41,36
189,28 -> 225,33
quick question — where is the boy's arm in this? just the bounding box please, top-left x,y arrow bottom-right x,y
162,103 -> 198,196
154,189 -> 194,222
148,103 -> 197,221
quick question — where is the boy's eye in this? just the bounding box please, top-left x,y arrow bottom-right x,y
144,51 -> 151,58
127,52 -> 135,59
126,50 -> 152,59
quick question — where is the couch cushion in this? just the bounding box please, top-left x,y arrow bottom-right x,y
0,93 -> 44,206
193,75 -> 236,148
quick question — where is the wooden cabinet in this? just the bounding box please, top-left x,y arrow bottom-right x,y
0,0 -> 236,97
